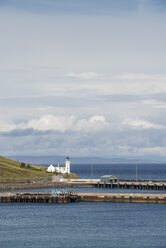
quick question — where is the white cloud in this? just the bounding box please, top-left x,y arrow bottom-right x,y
107,73 -> 166,95
115,73 -> 166,81
75,115 -> 108,132
66,72 -> 102,79
89,115 -> 106,123
0,115 -> 108,133
122,118 -> 166,130
0,120 -> 16,132
24,115 -> 76,132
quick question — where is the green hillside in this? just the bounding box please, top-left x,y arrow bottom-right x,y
0,156 -> 50,180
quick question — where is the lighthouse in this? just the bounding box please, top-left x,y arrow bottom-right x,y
65,157 -> 70,174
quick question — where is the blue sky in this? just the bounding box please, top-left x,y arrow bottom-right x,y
0,0 -> 166,159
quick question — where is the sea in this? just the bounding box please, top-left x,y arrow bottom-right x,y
0,163 -> 166,248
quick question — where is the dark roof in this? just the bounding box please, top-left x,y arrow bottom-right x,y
66,156 -> 69,160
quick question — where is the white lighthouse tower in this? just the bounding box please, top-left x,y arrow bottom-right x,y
65,157 -> 70,174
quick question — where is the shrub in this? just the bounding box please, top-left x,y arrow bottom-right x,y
20,162 -> 26,168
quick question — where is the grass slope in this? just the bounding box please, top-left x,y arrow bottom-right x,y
63,173 -> 80,179
0,156 -> 50,180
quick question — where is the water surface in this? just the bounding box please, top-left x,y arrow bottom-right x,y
1,163 -> 166,247
0,202 -> 166,248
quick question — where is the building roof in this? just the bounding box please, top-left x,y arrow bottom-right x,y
101,175 -> 118,179
57,164 -> 65,168
48,164 -> 55,167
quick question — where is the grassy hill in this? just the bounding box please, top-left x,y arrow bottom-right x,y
0,156 -> 79,180
0,156 -> 50,180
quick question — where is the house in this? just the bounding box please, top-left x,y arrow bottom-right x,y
47,157 -> 71,174
47,164 -> 56,173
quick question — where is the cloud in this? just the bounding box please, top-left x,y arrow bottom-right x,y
122,118 -> 166,130
0,114 -> 108,133
2,116 -> 166,158
1,1 -> 166,159
116,145 -> 166,157
75,115 -> 107,132
112,73 -> 166,81
66,72 -> 102,79
136,146 -> 166,156
107,73 -> 166,96
89,115 -> 106,123
118,73 -> 153,80
25,115 -> 76,132
0,120 -> 16,132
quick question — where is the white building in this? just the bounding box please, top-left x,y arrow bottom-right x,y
55,157 -> 70,174
47,157 -> 71,174
47,164 -> 56,173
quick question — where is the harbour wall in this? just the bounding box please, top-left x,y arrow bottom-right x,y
1,179 -> 166,191
0,192 -> 166,204
0,192 -> 79,203
77,192 -> 166,204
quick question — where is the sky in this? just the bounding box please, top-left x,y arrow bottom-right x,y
0,0 -> 166,159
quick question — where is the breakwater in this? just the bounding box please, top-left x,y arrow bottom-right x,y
67,179 -> 166,190
93,181 -> 166,190
77,192 -> 166,204
0,192 -> 166,204
1,178 -> 166,191
0,192 -> 79,203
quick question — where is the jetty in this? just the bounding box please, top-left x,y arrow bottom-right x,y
0,192 -> 78,204
69,179 -> 166,191
1,178 -> 166,191
77,192 -> 166,204
0,192 -> 166,204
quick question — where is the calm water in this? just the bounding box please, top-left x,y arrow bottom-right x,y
0,203 -> 166,248
71,163 -> 166,180
1,163 -> 166,247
